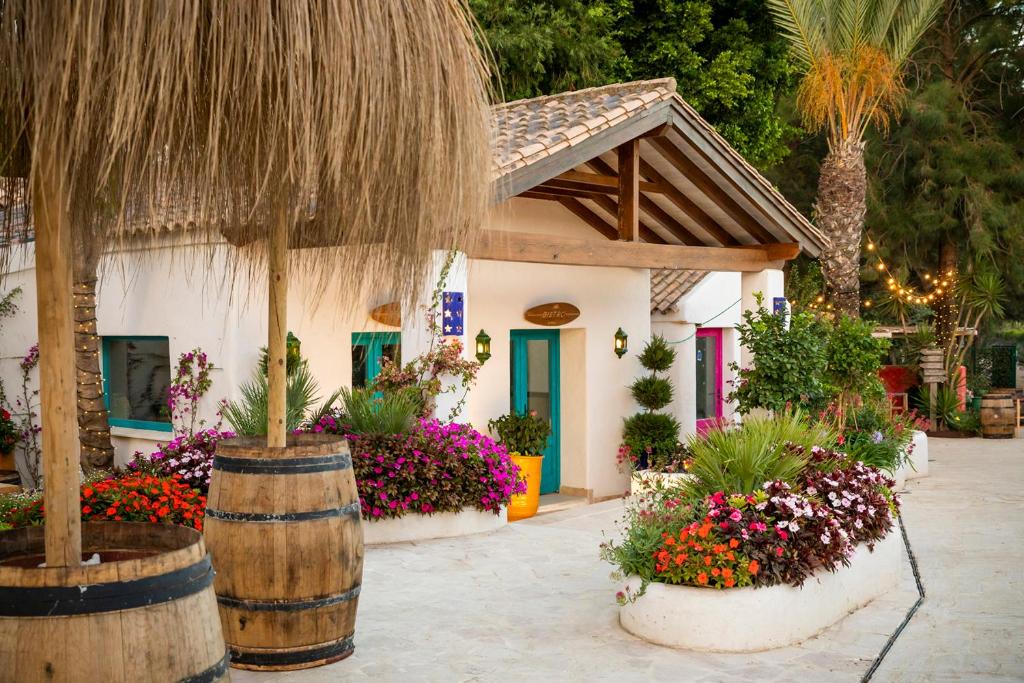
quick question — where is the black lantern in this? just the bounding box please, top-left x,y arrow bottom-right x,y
614,327 -> 628,358
475,329 -> 492,364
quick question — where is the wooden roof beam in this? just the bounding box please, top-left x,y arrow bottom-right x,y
551,170 -> 666,194
637,158 -> 739,247
555,197 -> 618,240
586,194 -> 667,244
468,230 -> 788,272
617,140 -> 640,241
649,137 -> 777,244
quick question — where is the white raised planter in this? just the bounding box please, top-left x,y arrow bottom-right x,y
619,532 -> 902,652
630,471 -> 694,496
362,507 -> 506,545
904,430 -> 929,480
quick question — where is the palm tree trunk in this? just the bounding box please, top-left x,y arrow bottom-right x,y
816,138 -> 867,317
73,237 -> 114,470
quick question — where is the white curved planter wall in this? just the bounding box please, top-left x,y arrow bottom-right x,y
619,532 -> 902,652
363,507 -> 507,545
905,430 -> 929,480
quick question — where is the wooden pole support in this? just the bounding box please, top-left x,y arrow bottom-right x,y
267,205 -> 288,448
32,149 -> 82,566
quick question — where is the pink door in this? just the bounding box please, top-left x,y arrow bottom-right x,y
695,328 -> 724,434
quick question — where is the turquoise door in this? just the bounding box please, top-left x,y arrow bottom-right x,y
510,330 -> 560,494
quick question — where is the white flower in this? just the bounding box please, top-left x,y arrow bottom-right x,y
854,519 -> 863,529
820,532 -> 831,544
777,520 -> 790,530
867,506 -> 876,516
790,522 -> 800,532
806,486 -> 817,496
857,504 -> 866,512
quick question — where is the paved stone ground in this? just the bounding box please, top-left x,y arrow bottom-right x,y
234,438 -> 1023,682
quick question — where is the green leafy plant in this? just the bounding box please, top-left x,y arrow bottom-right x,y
729,294 -> 829,414
488,411 -> 551,456
340,388 -> 419,436
824,315 -> 890,427
914,384 -> 962,431
630,375 -> 673,411
681,412 -> 836,499
222,362 -> 324,436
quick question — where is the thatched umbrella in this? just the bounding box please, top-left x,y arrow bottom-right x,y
0,1 -> 492,567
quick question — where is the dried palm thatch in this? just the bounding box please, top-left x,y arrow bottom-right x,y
0,1 -> 492,566
0,0 -> 493,296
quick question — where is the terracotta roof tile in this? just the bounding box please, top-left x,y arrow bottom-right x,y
492,79 -> 677,179
650,269 -> 708,314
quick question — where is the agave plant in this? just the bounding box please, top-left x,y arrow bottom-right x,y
681,412 -> 837,499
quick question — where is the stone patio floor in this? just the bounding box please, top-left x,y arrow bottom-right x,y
235,437 -> 1023,682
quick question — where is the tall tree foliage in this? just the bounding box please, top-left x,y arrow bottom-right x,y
767,0 -> 943,315
866,0 -> 1024,327
473,0 -> 797,166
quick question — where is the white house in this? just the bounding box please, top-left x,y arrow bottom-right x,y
0,79 -> 826,502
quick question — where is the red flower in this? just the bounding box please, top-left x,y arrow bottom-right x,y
697,572 -> 708,585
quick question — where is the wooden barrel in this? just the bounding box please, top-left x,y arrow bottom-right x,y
204,434 -> 363,671
0,522 -> 228,682
980,393 -> 1016,439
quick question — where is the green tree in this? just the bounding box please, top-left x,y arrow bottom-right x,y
767,0 -> 943,315
474,0 -> 799,166
866,0 -> 1024,326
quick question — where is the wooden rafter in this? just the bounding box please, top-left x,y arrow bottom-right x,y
586,194 -> 666,244
555,197 -> 617,240
586,157 -> 703,247
468,230 -> 792,272
649,137 -> 776,244
546,170 -> 665,194
617,140 -> 640,241
637,158 -> 739,246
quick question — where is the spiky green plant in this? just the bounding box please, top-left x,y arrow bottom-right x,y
681,412 -> 837,499
340,388 -> 419,437
222,362 -> 322,437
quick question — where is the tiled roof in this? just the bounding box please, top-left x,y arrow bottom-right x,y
492,79 -> 677,179
651,269 -> 707,314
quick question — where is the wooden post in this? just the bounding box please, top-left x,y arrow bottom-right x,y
32,148 -> 82,566
617,140 -> 639,241
267,205 -> 288,447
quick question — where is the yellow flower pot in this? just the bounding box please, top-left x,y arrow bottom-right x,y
508,454 -> 543,521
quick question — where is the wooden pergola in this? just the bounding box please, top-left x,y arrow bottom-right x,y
472,79 -> 827,270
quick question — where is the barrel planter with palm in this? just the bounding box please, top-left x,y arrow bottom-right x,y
490,411 -> 552,521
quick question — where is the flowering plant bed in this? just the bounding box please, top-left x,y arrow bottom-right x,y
128,428 -> 235,492
619,531 -> 901,651
5,473 -> 206,531
603,414 -> 901,650
350,419 -> 525,520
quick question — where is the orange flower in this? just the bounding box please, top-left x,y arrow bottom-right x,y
748,560 -> 760,575
726,551 -> 735,561
698,524 -> 711,539
711,568 -> 721,577
679,529 -> 689,542
729,538 -> 739,549
674,553 -> 686,565
724,578 -> 735,587
697,572 -> 708,585
665,537 -> 675,545
722,568 -> 733,578
704,555 -> 712,566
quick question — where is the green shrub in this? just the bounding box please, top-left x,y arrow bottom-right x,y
630,375 -> 673,411
637,335 -> 675,373
681,412 -> 836,499
824,315 -> 890,419
488,411 -> 551,455
341,388 -> 419,436
729,294 -> 828,413
622,412 -> 681,469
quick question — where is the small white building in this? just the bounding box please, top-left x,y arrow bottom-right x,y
0,79 -> 826,502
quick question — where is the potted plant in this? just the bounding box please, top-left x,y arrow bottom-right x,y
0,408 -> 18,472
489,411 -> 551,521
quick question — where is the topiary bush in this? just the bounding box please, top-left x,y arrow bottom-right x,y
622,335 -> 680,470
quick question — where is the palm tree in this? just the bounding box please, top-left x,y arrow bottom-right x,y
767,0 -> 942,316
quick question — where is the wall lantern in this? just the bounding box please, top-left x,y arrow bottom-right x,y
614,328 -> 628,358
475,329 -> 492,364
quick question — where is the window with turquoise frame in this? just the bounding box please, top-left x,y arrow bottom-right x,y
101,336 -> 173,432
351,332 -> 401,388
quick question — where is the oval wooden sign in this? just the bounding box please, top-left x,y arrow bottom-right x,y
370,302 -> 401,328
524,302 -> 580,327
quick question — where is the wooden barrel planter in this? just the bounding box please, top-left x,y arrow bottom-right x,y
981,393 -> 1016,439
0,522 -> 228,682
204,434 -> 363,671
